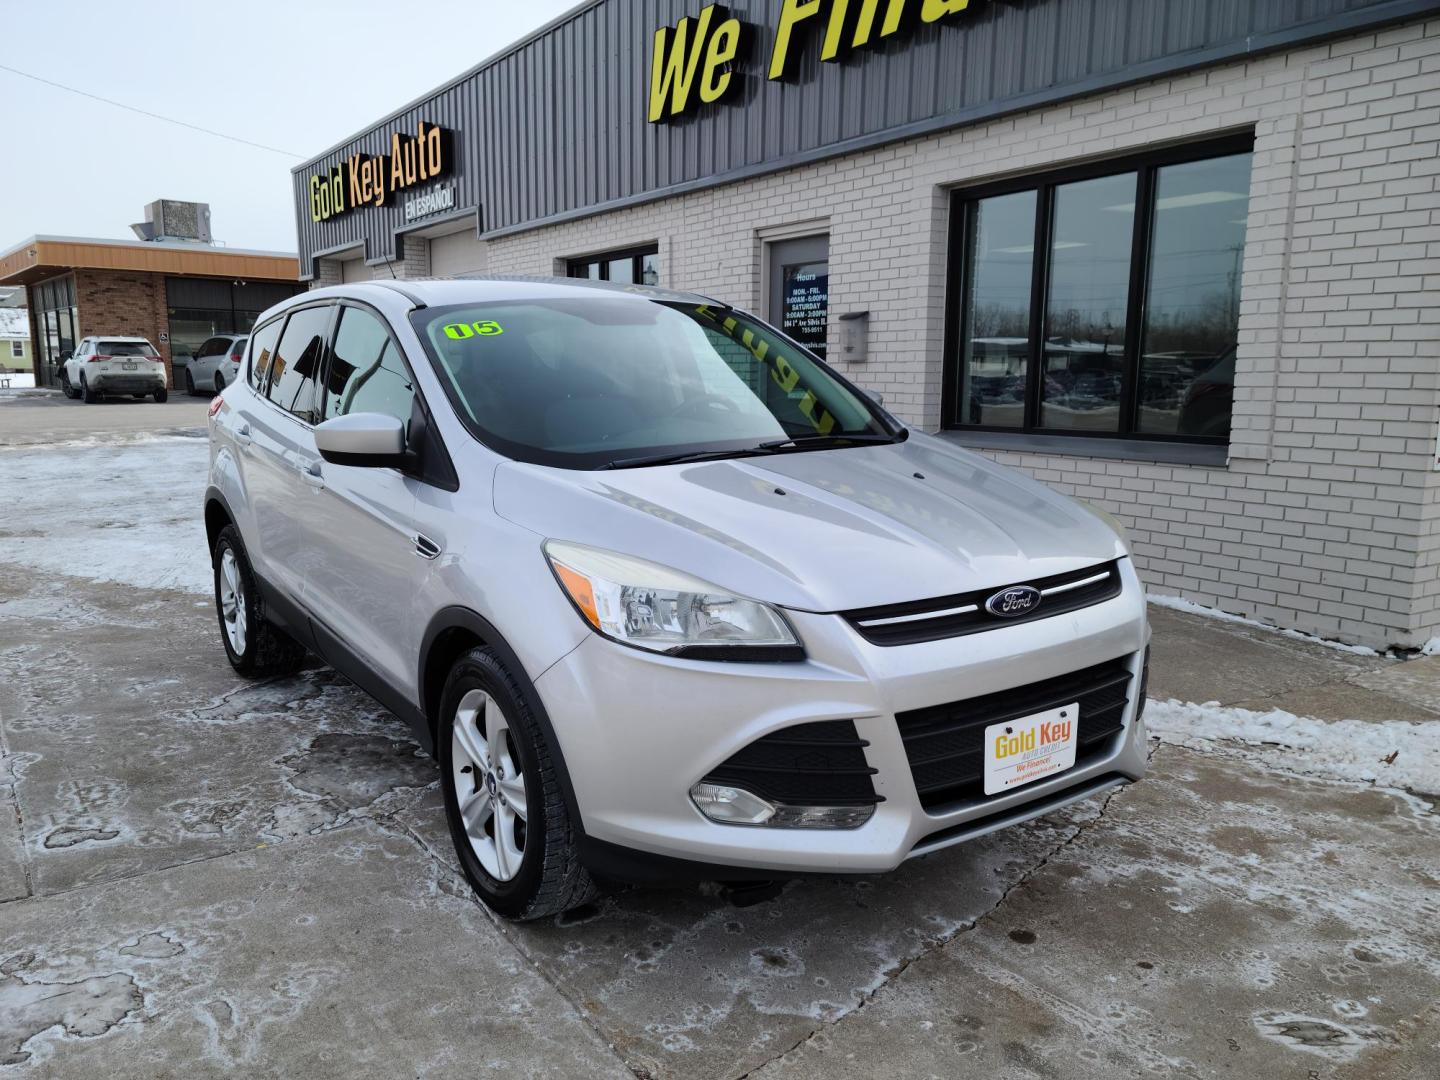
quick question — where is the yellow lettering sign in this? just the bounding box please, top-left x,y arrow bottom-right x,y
306,122 -> 450,222
769,0 -> 823,80
650,4 -> 744,121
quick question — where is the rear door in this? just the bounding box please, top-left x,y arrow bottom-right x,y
191,337 -> 228,382
302,301 -> 427,700
244,304 -> 332,600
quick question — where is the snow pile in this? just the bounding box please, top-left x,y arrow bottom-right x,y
0,436 -> 211,595
1147,698 -> 1440,797
1148,593 -> 1381,657
0,374 -> 37,390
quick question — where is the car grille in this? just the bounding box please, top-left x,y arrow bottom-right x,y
895,657 -> 1134,811
700,720 -> 881,807
842,560 -> 1123,646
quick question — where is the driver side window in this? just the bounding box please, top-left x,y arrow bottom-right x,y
325,306 -> 415,439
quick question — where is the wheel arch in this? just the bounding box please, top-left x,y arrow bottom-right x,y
419,606 -> 584,829
204,486 -> 236,558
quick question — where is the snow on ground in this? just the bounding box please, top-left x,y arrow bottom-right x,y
1148,592 -> 1382,657
0,436 -> 211,595
1148,698 -> 1440,798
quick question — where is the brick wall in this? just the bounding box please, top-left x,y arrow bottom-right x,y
479,17 -> 1440,650
74,270 -> 174,388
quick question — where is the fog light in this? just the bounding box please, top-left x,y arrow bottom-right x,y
690,782 -> 776,825
690,783 -> 876,829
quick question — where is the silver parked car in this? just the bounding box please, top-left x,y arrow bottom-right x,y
205,279 -> 1149,920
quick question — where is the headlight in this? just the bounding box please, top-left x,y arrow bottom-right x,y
544,541 -> 802,661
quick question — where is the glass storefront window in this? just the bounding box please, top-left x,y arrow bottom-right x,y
1041,172 -> 1136,433
1137,153 -> 1252,438
29,273 -> 78,388
959,190 -> 1035,427
566,246 -> 659,286
949,139 -> 1253,443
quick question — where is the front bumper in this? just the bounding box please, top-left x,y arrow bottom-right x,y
536,560 -> 1151,876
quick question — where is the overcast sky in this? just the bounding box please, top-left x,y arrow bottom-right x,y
1,0 -> 580,253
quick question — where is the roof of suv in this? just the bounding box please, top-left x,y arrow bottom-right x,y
309,276 -> 721,310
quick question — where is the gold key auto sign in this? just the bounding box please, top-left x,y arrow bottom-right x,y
309,122 -> 453,223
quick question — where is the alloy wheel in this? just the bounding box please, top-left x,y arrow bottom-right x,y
451,689 -> 528,881
218,547 -> 247,655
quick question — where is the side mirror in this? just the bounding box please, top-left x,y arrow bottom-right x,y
60,351 -> 72,361
314,413 -> 407,468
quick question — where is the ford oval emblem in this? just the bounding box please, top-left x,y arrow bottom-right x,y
985,585 -> 1042,619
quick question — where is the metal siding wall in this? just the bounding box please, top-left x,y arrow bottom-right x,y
291,0 -> 1431,271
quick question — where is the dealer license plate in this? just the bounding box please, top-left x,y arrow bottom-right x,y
983,702 -> 1079,796
121,361 -> 137,370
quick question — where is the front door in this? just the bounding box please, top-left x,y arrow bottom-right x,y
245,304 -> 332,600
303,302 -> 428,702
768,235 -> 831,360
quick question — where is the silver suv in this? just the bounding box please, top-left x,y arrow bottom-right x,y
205,279 -> 1150,920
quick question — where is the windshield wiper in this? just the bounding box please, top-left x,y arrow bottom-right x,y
598,431 -> 907,470
597,446 -> 778,471
757,431 -> 908,452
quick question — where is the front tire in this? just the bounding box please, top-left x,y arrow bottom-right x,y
439,648 -> 598,921
185,369 -> 196,396
60,370 -> 77,399
81,374 -> 99,404
213,525 -> 307,677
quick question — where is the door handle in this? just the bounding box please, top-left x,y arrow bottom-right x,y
234,424 -> 253,448
301,463 -> 326,490
414,534 -> 442,560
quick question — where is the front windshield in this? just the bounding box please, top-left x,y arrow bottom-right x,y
411,297 -> 894,469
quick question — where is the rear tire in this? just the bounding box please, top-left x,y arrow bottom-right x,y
185,369 -> 196,396
439,648 -> 599,921
212,525 -> 307,677
153,387 -> 168,403
81,374 -> 99,404
213,372 -> 225,394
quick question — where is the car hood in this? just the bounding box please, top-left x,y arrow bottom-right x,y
491,433 -> 1127,612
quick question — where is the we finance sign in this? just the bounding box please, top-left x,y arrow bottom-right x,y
308,121 -> 453,223
648,0 -> 986,122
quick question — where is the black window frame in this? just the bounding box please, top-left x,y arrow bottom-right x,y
566,244 -> 660,286
942,132 -> 1256,446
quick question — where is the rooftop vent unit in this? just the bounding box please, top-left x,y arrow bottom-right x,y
131,200 -> 213,244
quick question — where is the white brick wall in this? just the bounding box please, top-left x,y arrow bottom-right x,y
478,18 -> 1439,650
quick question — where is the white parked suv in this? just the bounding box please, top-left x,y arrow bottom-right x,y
185,334 -> 247,396
62,337 -> 168,403
205,279 -> 1150,920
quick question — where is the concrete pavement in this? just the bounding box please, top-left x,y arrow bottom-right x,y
0,419 -> 1436,1078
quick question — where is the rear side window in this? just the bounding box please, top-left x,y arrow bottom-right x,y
98,341 -> 158,357
195,338 -> 228,360
266,306 -> 330,423
325,306 -> 415,436
247,320 -> 283,391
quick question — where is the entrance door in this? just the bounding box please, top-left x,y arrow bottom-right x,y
768,235 -> 830,360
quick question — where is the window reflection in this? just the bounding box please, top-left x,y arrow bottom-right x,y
1137,154 -> 1251,437
1041,172 -> 1136,432
960,191 -> 1034,427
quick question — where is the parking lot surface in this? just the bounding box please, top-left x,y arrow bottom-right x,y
1,397 -> 1436,1078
